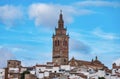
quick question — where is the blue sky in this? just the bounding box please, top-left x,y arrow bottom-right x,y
0,0 -> 120,68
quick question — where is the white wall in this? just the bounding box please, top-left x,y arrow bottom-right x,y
36,67 -> 46,72
9,68 -> 19,73
112,69 -> 116,75
60,65 -> 70,71
52,67 -> 59,72
88,73 -> 98,79
97,70 -> 105,77
0,69 -> 5,79
35,66 -> 59,78
69,74 -> 80,79
36,66 -> 59,73
37,73 -> 44,79
30,70 -> 36,75
44,71 -> 49,77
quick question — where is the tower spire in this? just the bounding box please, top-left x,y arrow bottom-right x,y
52,10 -> 69,65
60,9 -> 62,14
58,10 -> 64,29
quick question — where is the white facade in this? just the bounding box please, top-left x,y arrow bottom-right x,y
9,68 -> 19,73
8,67 -> 20,79
69,74 -> 86,79
36,71 -> 49,79
30,70 -> 36,75
97,70 -> 105,77
36,66 -> 59,73
60,65 -> 70,71
105,74 -> 111,79
111,66 -> 120,79
79,69 -> 106,79
69,74 -> 80,79
37,72 -> 44,79
35,65 -> 59,79
44,71 -> 49,77
111,75 -> 118,79
0,69 -> 5,79
112,68 -> 120,75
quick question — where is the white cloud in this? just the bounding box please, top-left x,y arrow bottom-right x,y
10,47 -> 26,53
0,3 -> 95,28
69,28 -> 120,68
69,28 -> 120,54
70,39 -> 91,54
75,1 -> 120,7
92,27 -> 120,40
0,44 -> 52,67
28,3 -> 94,27
0,47 -> 15,68
0,5 -> 23,27
18,52 -> 52,67
91,41 -> 120,55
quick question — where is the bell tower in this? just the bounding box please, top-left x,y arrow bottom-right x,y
52,10 -> 69,65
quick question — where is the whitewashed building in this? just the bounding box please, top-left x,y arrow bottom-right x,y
111,63 -> 120,79
60,65 -> 70,71
35,62 -> 60,79
0,69 -> 5,79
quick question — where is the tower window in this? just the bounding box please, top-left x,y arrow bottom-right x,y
65,41 -> 67,46
58,40 -> 59,46
55,40 -> 57,46
63,41 -> 67,46
64,59 -> 66,63
55,40 -> 60,46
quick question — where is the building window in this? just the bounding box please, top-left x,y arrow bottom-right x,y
58,40 -> 59,46
55,40 -> 60,46
65,41 -> 67,46
64,59 -> 66,63
55,40 -> 57,46
8,62 -> 10,64
63,41 -> 67,46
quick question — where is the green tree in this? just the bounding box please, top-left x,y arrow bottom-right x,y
21,70 -> 30,79
98,77 -> 105,79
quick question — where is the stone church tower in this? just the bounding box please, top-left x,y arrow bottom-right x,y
52,11 -> 69,65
